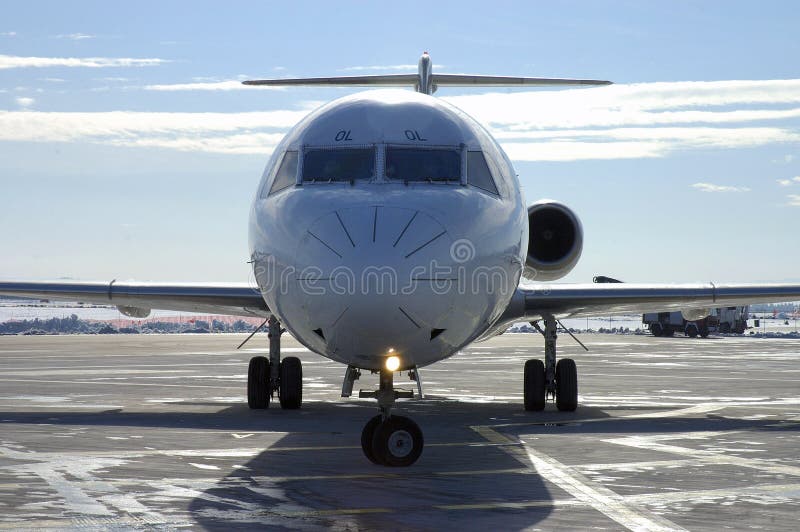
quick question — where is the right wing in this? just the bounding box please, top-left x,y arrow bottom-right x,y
498,282 -> 800,326
0,280 -> 269,318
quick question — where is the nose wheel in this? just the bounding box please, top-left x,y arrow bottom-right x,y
361,414 -> 423,467
359,367 -> 423,466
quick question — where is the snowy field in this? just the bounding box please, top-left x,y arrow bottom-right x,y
0,301 -> 200,323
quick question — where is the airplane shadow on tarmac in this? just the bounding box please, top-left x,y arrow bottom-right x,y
3,399 -> 799,530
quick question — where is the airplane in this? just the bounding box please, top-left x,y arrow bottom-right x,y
2,52 -> 800,467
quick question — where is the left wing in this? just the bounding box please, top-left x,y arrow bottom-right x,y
0,280 -> 269,318
499,282 -> 800,325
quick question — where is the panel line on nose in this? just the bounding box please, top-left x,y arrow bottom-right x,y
372,206 -> 378,243
404,230 -> 447,259
335,211 -> 356,248
331,306 -> 349,327
398,306 -> 421,329
307,230 -> 343,259
393,211 -> 419,248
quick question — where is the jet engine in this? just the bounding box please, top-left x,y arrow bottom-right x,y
681,308 -> 711,322
524,200 -> 583,281
117,305 -> 151,319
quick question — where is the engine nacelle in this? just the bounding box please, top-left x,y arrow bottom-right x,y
117,305 -> 151,319
524,200 -> 583,282
681,308 -> 712,322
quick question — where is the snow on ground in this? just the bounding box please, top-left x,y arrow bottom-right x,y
0,302 -> 201,323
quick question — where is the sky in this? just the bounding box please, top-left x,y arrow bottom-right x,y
1,0 -> 799,285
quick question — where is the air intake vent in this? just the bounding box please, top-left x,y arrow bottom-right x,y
430,328 -> 445,340
312,328 -> 325,340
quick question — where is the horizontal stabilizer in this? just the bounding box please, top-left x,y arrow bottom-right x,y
432,74 -> 611,87
242,74 -> 419,87
242,74 -> 610,89
242,53 -> 612,95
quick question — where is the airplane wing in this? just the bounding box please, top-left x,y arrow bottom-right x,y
500,282 -> 800,324
0,281 -> 270,318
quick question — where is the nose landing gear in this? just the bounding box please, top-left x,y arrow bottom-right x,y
359,367 -> 424,466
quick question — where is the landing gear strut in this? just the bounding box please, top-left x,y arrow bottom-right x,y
359,367 -> 423,467
526,315 -> 578,412
247,316 -> 302,410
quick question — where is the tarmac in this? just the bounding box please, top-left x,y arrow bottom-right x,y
0,332 -> 799,531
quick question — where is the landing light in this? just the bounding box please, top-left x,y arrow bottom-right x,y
385,355 -> 401,372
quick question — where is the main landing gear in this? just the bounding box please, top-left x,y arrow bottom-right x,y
247,316 -> 303,410
526,315 -> 578,412
354,366 -> 424,467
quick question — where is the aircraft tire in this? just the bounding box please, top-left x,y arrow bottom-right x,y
371,415 -> 423,467
524,359 -> 546,411
686,324 -> 699,338
361,415 -> 383,465
555,358 -> 578,412
247,356 -> 270,409
279,356 -> 302,409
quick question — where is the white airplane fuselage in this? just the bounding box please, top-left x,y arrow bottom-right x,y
249,89 -> 527,371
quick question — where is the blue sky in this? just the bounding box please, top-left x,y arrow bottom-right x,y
1,0 -> 799,284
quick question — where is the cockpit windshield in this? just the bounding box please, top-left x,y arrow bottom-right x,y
385,148 -> 461,183
302,148 -> 375,182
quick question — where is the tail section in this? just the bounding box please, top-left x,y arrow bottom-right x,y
242,52 -> 611,95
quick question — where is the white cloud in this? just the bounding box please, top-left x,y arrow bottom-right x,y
15,97 -> 34,108
1,78 -> 800,159
0,110 -> 308,154
494,127 -> 800,161
54,33 -> 94,40
691,182 -> 751,193
778,179 -> 793,186
340,64 -> 419,72
444,82 -> 800,132
1,31 -> 17,37
439,79 -> 800,161
0,54 -> 167,69
788,194 -> 800,206
144,80 -> 282,91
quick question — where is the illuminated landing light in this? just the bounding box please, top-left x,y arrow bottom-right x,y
385,355 -> 401,372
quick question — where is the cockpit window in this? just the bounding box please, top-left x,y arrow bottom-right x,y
385,148 -> 461,183
467,151 -> 499,195
268,150 -> 299,196
302,148 -> 375,182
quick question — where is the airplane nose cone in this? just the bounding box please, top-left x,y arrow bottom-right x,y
293,206 -> 460,368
